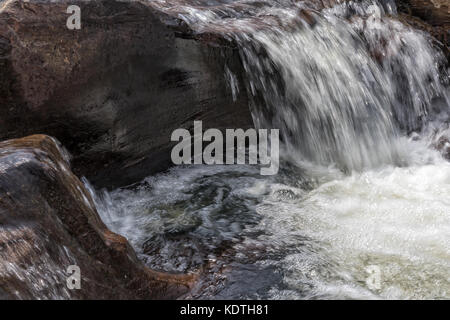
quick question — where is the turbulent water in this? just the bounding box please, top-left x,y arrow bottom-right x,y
88,0 -> 450,299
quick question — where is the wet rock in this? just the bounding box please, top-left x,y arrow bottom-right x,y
435,133 -> 450,160
0,134 -> 194,299
396,0 -> 449,58
397,0 -> 449,26
0,0 -> 252,189
298,9 -> 318,27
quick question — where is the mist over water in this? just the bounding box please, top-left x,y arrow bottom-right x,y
88,0 -> 450,299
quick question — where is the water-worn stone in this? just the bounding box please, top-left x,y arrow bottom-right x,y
0,0 -> 253,189
0,134 -> 195,299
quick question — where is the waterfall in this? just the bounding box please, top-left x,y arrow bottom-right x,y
88,0 -> 450,299
245,5 -> 447,171
152,0 -> 448,171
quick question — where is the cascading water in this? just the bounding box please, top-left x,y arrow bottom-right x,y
235,0 -> 448,172
88,0 -> 450,299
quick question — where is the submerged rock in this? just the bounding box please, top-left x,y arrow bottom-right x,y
0,134 -> 194,299
434,131 -> 450,160
0,0 -> 252,189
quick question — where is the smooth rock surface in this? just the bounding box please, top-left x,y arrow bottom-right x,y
0,134 -> 194,299
0,0 -> 252,188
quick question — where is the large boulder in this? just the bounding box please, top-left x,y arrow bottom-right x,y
0,134 -> 194,299
0,0 -> 253,189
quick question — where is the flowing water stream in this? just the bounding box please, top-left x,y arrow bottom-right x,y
87,0 -> 450,299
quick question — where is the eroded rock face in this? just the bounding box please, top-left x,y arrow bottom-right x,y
0,0 -> 252,189
0,134 -> 194,299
